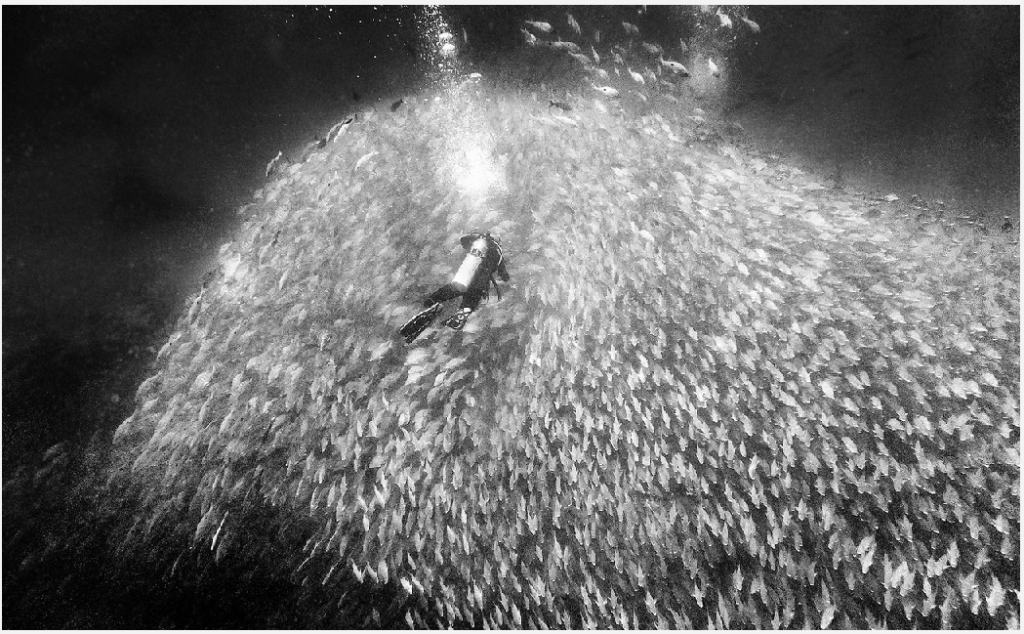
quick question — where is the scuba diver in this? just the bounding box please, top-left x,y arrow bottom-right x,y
400,233 -> 509,343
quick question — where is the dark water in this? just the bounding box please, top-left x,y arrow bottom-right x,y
729,6 -> 1019,219
1,5 -> 1019,627
3,6 -> 421,466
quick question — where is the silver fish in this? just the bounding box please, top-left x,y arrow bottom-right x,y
545,40 -> 581,54
569,52 -> 593,67
622,21 -> 640,36
641,41 -> 663,55
660,56 -> 689,75
591,45 -> 600,65
521,28 -> 538,45
567,12 -> 581,35
740,16 -> 760,33
593,84 -> 620,98
525,20 -> 553,33
265,150 -> 283,178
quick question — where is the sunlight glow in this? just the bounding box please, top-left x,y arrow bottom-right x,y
456,144 -> 499,198
451,135 -> 504,201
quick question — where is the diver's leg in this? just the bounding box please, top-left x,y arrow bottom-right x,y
424,282 -> 467,307
445,291 -> 482,330
461,291 -> 483,312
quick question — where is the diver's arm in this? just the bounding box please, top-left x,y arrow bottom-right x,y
495,256 -> 510,281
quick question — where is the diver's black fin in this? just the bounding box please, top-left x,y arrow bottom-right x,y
400,303 -> 442,343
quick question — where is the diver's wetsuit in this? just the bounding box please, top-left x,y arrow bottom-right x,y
400,233 -> 509,342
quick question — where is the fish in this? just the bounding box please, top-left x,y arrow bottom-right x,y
300,138 -> 320,161
593,29 -> 601,43
627,66 -> 645,85
593,67 -> 610,80
326,116 -> 354,143
569,52 -> 593,67
438,31 -> 454,42
549,100 -> 572,111
622,21 -> 640,36
544,40 -> 581,54
660,56 -> 690,75
717,10 -> 733,28
462,27 -> 468,43
740,16 -> 760,33
643,68 -> 658,84
391,99 -> 404,112
521,28 -> 538,45
613,52 -> 625,66
708,58 -> 720,76
441,42 -> 457,57
591,45 -> 600,65
525,20 -> 553,33
679,38 -> 689,54
592,84 -> 620,98
266,150 -> 283,178
567,13 -> 581,36
551,114 -> 577,127
641,41 -> 663,56
457,73 -> 483,90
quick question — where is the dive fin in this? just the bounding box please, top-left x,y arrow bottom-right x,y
400,303 -> 442,343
